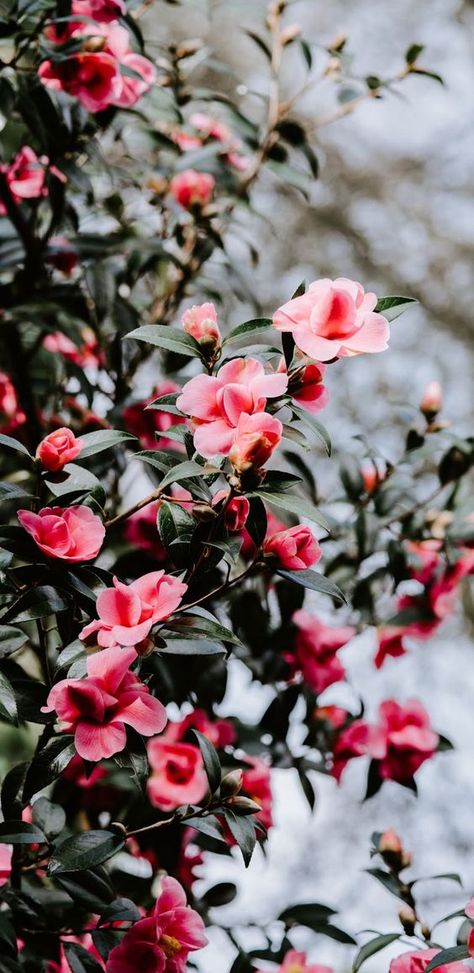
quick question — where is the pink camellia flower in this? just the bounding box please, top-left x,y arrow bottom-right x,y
147,738 -> 208,810
39,51 -> 122,113
165,709 -> 236,749
43,327 -> 103,368
331,719 -> 373,782
465,898 -> 474,921
0,844 -> 12,887
389,950 -> 467,973
241,755 -> 273,831
176,828 -> 205,891
123,381 -> 181,451
39,24 -> 155,112
182,302 -> 221,353
229,412 -> 282,473
291,611 -> 356,695
177,357 -> 287,459
279,357 -> 329,414
189,112 -> 249,170
262,950 -> 333,973
106,876 -> 208,973
18,505 -> 105,562
211,490 -> 250,533
240,509 -> 287,559
371,699 -> 439,784
263,524 -> 321,571
169,169 -> 215,209
374,626 -> 406,669
273,277 -> 390,362
42,646 -> 167,761
80,572 -> 187,648
0,146 -> 65,215
36,427 -> 82,472
0,371 -> 25,432
124,502 -> 168,561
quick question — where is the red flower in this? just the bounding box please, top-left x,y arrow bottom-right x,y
228,412 -> 282,473
262,951 -> 333,973
0,371 -> 25,432
374,626 -> 406,669
39,51 -> 122,113
124,502 -> 168,561
36,427 -> 82,472
371,699 -> 439,784
241,755 -> 273,831
166,709 -> 236,749
291,611 -> 355,694
106,876 -> 208,973
211,490 -> 250,533
18,505 -> 105,562
331,719 -> 373,782
42,646 -> 167,761
169,169 -> 215,209
147,738 -> 208,811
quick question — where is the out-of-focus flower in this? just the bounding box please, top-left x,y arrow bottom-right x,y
147,738 -> 208,810
370,699 -> 439,784
124,501 -> 168,561
123,381 -> 182,451
279,357 -> 329,413
390,950 -> 467,973
0,371 -> 25,432
0,146 -> 65,214
43,328 -> 103,368
169,169 -> 215,209
273,278 -> 390,362
291,611 -> 355,694
331,719 -> 373,782
420,381 -> 443,420
258,949 -> 333,973
240,755 -> 273,831
18,506 -> 105,561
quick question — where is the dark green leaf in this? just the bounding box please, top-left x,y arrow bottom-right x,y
64,943 -> 104,973
202,882 -> 238,907
0,434 -> 33,460
0,671 -> 17,725
405,43 -> 424,64
290,404 -> 331,454
126,325 -> 204,360
23,735 -> 75,802
77,430 -> 137,459
425,947 -> 470,973
98,897 -> 141,925
255,491 -> 329,532
374,296 -> 417,321
32,798 -> 66,839
353,933 -> 401,973
49,830 -> 125,874
0,820 -> 45,844
0,626 -> 28,657
1,586 -> 69,624
276,569 -> 346,604
192,729 -> 220,793
223,809 -> 257,867
223,318 -> 272,346
278,903 -> 337,926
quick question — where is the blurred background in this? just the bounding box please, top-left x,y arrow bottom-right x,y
138,0 -> 474,968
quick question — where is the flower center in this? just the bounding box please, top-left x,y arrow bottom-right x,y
160,934 -> 182,957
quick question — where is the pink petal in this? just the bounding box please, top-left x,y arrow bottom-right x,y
74,719 -> 127,760
341,312 -> 390,354
176,374 -> 222,421
96,577 -> 143,627
87,645 -> 137,692
192,419 -> 235,458
115,692 -> 167,736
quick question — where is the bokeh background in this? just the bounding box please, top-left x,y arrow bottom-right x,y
138,1 -> 474,968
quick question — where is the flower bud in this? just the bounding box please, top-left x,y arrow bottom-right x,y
328,32 -> 347,52
176,38 -> 202,60
83,35 -> 107,52
378,828 -> 402,856
421,922 -> 431,941
220,769 -> 244,797
225,795 -> 262,814
182,303 -> 221,357
420,381 -> 442,420
399,906 -> 416,936
280,23 -> 302,45
36,427 -> 82,472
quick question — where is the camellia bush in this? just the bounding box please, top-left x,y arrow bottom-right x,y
0,0 -> 473,971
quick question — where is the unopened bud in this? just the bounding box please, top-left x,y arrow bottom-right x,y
328,32 -> 347,53
176,38 -> 202,60
225,795 -> 262,814
182,302 -> 221,358
147,176 -> 168,195
378,828 -> 402,856
399,906 -> 416,936
401,851 -> 413,869
421,922 -> 431,941
220,769 -> 244,797
420,381 -> 442,421
280,23 -> 302,45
